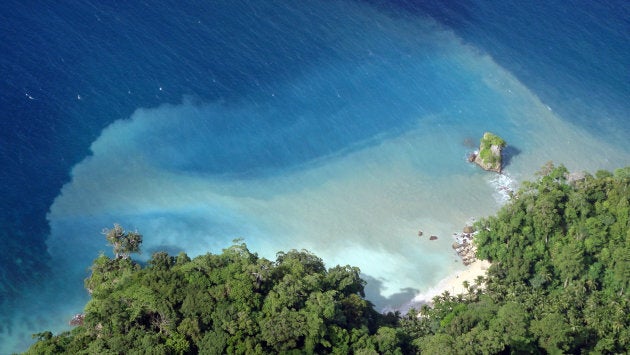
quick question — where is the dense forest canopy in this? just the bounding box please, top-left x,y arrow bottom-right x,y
28,240 -> 408,354
27,164 -> 629,354
408,164 -> 630,354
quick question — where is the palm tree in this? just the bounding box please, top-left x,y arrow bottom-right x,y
462,280 -> 474,298
474,275 -> 485,287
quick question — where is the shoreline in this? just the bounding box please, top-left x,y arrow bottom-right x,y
411,226 -> 491,305
412,259 -> 491,304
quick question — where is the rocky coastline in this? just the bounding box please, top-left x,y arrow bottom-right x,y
451,226 -> 478,266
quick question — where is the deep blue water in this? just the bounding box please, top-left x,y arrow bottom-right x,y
1,0 -> 628,351
370,0 -> 630,138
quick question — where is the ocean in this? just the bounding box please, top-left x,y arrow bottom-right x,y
1,0 -> 628,352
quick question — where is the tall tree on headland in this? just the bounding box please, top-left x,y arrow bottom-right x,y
103,224 -> 142,259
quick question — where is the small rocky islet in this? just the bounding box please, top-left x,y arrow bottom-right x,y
467,131 -> 506,173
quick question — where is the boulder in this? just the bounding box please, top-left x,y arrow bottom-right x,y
463,225 -> 475,234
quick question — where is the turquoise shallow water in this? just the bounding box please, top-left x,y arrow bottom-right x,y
1,0 -> 629,352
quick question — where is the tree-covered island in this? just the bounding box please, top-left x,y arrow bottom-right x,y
26,164 -> 630,354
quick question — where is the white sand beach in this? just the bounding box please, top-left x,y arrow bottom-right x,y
413,259 -> 491,304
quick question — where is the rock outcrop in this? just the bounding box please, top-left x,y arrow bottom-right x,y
469,132 -> 506,173
452,227 -> 478,265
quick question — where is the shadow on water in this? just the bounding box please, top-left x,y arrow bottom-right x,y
361,274 -> 420,313
502,145 -> 521,169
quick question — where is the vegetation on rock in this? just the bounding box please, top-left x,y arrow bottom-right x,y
472,132 -> 506,173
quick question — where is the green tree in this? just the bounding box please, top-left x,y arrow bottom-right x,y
103,224 -> 143,259
26,165 -> 630,354
530,312 -> 572,353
